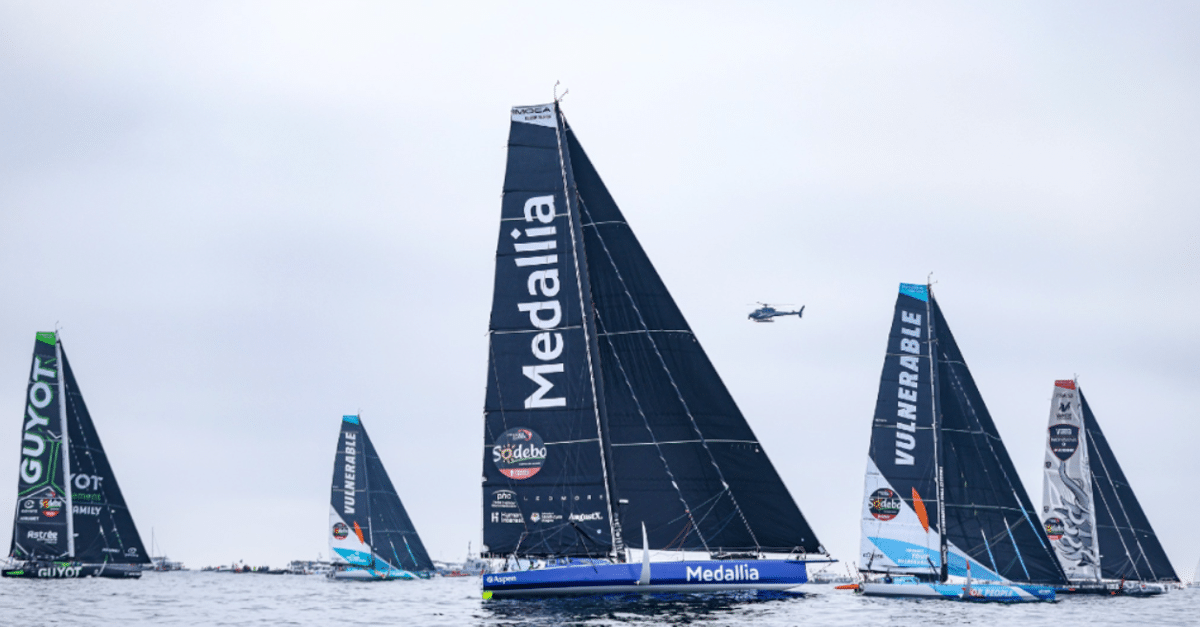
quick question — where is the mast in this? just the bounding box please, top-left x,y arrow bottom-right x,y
56,339 -> 75,559
928,285 -> 947,583
361,413 -> 375,569
552,101 -> 621,558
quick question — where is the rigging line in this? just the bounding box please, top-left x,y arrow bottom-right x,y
942,361 -> 1063,581
552,104 -> 620,555
578,198 -> 762,553
1004,517 -> 1032,582
981,529 -> 1000,578
591,305 -> 711,552
1088,424 -> 1153,580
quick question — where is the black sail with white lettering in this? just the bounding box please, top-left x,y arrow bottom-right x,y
483,103 -> 612,558
1081,391 -> 1177,582
329,415 -> 432,571
484,102 -> 824,559
858,287 -> 1068,586
932,296 -> 1067,585
565,121 -> 822,554
9,332 -> 70,560
858,284 -> 941,576
61,344 -> 149,564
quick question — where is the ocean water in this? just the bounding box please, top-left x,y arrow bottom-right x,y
0,572 -> 1195,626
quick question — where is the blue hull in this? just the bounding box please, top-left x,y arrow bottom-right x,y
483,560 -> 808,599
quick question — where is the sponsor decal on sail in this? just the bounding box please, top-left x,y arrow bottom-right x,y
342,430 -> 357,514
493,428 -> 546,480
893,308 -> 923,466
332,522 -> 349,540
512,193 -> 568,410
868,488 -> 900,521
1044,517 -> 1065,541
26,530 -> 59,544
20,354 -> 58,485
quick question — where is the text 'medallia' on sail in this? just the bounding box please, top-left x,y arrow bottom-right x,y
481,102 -> 823,560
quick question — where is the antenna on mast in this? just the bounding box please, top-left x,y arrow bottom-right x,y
554,80 -> 569,103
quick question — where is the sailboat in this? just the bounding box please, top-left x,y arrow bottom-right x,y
479,100 -> 827,599
4,332 -> 149,579
856,284 -> 1065,602
327,414 -> 434,581
1042,379 -> 1177,595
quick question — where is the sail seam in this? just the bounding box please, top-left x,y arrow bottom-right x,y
598,329 -> 692,337
610,439 -> 759,447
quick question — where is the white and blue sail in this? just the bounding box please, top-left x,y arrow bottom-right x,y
329,414 -> 432,580
857,286 -> 1066,601
1042,382 -> 1177,585
6,332 -> 148,579
481,102 -> 824,598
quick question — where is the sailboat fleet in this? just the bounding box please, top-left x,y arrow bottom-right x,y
3,99 -> 1186,605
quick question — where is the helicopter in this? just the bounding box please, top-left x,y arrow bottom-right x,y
747,302 -> 805,323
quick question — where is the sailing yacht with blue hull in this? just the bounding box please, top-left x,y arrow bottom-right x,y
480,101 -> 827,599
4,332 -> 149,579
856,285 -> 1066,602
328,414 -> 433,581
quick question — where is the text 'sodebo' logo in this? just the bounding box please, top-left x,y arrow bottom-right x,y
332,522 -> 349,540
493,428 -> 546,480
1044,517 -> 1065,541
868,488 -> 901,521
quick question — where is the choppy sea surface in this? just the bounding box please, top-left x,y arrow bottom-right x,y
1,572 -> 1196,626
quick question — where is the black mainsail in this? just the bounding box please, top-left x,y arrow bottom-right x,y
482,102 -> 822,560
329,415 -> 433,573
1081,390 -> 1177,582
8,332 -> 149,574
859,285 -> 1066,586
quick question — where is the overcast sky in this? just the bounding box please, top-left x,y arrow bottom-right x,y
2,1 -> 1198,575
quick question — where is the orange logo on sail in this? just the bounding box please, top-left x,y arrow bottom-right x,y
911,488 -> 930,533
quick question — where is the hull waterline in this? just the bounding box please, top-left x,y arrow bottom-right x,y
858,581 -> 1055,602
483,559 -> 807,599
2,562 -> 143,579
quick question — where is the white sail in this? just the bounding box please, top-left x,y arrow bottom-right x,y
1041,379 -> 1100,581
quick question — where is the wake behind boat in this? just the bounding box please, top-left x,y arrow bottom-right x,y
854,284 -> 1066,602
1042,379 -> 1177,596
480,100 -> 828,599
327,414 -> 433,581
4,332 -> 150,579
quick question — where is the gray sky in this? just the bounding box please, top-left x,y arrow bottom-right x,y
2,1 -> 1198,574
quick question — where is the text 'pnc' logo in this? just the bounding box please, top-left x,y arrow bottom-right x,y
868,488 -> 901,521
493,427 -> 547,480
